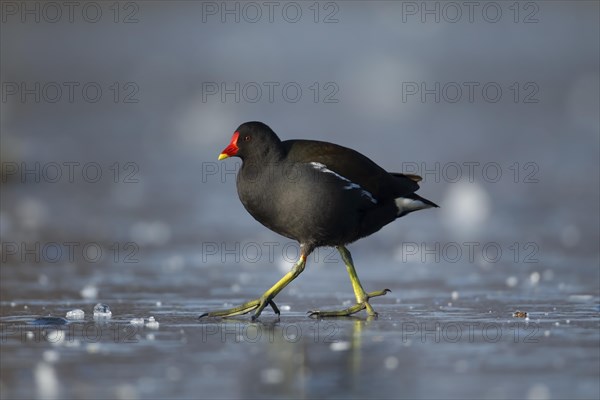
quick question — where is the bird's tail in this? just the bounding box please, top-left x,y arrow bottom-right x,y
394,193 -> 439,217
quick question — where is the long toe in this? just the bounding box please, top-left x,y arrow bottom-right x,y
307,288 -> 390,318
308,303 -> 367,318
367,288 -> 391,299
199,299 -> 261,319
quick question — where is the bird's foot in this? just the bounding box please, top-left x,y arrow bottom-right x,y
199,297 -> 279,321
308,289 -> 391,318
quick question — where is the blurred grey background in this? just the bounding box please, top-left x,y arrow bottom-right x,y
2,1 -> 599,248
1,1 -> 599,400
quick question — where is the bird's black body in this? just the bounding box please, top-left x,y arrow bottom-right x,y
233,122 -> 438,248
202,121 -> 438,320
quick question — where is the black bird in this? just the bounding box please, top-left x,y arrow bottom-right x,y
201,121 -> 438,320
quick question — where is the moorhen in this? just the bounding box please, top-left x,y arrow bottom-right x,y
201,121 -> 438,320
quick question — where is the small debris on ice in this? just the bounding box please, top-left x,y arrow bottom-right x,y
513,310 -> 528,318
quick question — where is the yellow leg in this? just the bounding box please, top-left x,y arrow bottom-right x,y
200,250 -> 309,321
309,246 -> 390,318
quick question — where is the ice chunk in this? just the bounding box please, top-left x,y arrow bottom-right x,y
130,318 -> 145,325
65,309 -> 84,320
93,303 -> 112,318
145,316 -> 159,329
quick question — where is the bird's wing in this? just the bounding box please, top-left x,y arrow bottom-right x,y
283,140 -> 420,200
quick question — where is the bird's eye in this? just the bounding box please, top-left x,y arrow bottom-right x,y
244,136 -> 251,141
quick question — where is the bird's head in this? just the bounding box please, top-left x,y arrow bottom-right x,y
218,121 -> 282,161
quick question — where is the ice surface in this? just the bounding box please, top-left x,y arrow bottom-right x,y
32,317 -> 68,326
0,5 -> 598,400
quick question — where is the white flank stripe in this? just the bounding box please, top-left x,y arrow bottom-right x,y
310,162 -> 377,204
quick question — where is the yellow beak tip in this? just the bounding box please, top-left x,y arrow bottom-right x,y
218,153 -> 229,161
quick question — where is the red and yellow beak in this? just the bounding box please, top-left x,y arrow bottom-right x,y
218,131 -> 240,160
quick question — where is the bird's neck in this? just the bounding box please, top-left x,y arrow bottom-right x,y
240,145 -> 285,173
